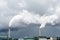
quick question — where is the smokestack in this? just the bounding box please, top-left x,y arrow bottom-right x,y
8,27 -> 10,38
7,27 -> 11,40
39,23 -> 46,36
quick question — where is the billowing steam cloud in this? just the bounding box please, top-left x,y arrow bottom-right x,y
40,14 -> 58,28
9,10 -> 40,27
9,10 -> 59,28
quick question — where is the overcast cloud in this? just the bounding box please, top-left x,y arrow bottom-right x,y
0,0 -> 60,38
0,0 -> 59,27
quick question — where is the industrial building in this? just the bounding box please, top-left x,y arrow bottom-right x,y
0,36 -> 60,40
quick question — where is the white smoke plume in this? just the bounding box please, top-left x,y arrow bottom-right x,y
40,14 -> 58,28
9,10 -> 40,27
9,10 -> 59,28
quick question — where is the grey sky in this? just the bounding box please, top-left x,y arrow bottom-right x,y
0,0 -> 59,27
0,0 -> 60,38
